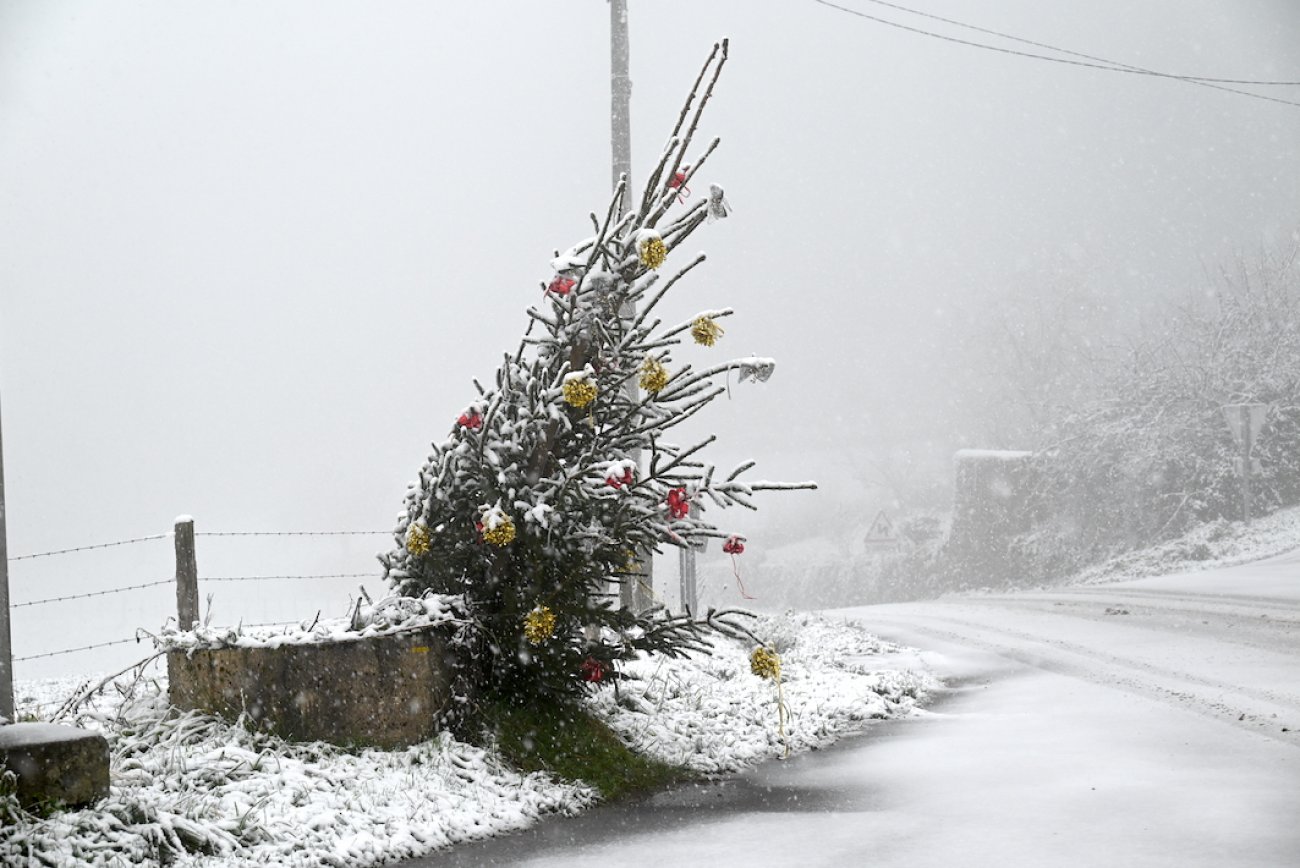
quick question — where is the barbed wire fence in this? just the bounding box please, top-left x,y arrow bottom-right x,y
6,522 -> 394,668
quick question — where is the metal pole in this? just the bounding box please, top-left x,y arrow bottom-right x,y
678,540 -> 697,616
174,517 -> 199,630
0,392 -> 15,723
610,0 -> 654,611
1242,421 -> 1253,524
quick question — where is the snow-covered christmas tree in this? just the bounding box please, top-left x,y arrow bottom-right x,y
380,41 -> 813,724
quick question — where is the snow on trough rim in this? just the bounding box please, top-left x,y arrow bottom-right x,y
1,611 -> 934,867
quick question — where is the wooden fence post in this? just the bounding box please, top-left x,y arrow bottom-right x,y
174,516 -> 199,630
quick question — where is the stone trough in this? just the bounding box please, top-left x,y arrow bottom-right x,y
0,722 -> 110,809
167,630 -> 452,748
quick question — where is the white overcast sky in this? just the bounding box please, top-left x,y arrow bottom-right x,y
2,0 -> 1297,675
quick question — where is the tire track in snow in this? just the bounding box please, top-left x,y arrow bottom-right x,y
867,606 -> 1300,747
984,587 -> 1300,620
958,593 -> 1300,656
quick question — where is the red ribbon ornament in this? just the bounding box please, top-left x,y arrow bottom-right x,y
457,411 -> 483,430
723,534 -> 754,599
666,487 -> 690,519
667,168 -> 691,203
606,467 -> 635,489
546,275 -> 576,296
580,657 -> 606,683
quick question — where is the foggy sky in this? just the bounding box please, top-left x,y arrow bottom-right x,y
2,0 -> 1297,676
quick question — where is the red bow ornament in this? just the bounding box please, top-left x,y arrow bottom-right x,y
457,410 -> 483,430
546,275 -> 576,296
667,167 -> 691,203
723,534 -> 754,599
580,657 -> 606,683
604,460 -> 635,490
666,487 -> 690,519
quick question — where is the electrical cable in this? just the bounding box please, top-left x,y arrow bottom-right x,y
810,0 -> 1300,109
846,0 -> 1300,85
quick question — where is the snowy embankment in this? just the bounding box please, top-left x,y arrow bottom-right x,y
2,612 -> 934,867
1071,502 -> 1300,586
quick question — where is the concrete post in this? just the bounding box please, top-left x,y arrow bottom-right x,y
174,516 -> 199,630
609,0 -> 655,612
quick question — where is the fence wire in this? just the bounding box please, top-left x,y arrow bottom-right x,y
9,533 -> 171,562
7,529 -> 392,562
11,579 -> 173,609
8,527 -> 392,663
201,573 -> 375,582
196,531 -> 390,538
15,637 -> 142,662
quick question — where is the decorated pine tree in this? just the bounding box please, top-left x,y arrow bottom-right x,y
380,42 -> 813,724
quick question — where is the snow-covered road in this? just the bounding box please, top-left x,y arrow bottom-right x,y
418,551 -> 1300,866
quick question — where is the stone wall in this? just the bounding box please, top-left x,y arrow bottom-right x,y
946,449 -> 1036,561
167,630 -> 451,748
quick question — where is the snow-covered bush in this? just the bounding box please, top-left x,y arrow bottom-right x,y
1028,242 -> 1300,566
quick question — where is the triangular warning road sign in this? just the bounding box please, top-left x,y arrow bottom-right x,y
865,510 -> 896,544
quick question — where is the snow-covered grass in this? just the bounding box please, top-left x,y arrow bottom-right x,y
1,611 -> 934,867
596,612 -> 932,775
1070,502 -> 1300,586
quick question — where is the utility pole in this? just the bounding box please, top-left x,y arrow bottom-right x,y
610,0 -> 632,218
0,392 -> 15,723
610,0 -> 654,611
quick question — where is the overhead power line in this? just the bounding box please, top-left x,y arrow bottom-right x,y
845,0 -> 1300,85
810,0 -> 1300,109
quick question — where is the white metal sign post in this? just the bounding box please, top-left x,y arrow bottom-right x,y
677,509 -> 706,616
1222,403 -> 1268,523
0,393 -> 13,723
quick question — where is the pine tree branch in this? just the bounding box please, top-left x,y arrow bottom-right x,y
640,40 -> 723,227
637,136 -> 681,221
659,308 -> 735,342
648,435 -> 718,480
650,38 -> 729,228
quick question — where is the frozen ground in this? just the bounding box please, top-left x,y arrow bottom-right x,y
409,545 -> 1300,867
0,612 -> 931,867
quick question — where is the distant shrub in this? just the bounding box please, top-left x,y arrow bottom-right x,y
1024,244 -> 1300,568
